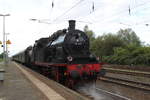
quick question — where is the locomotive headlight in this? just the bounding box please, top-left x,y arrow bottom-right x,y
67,56 -> 73,61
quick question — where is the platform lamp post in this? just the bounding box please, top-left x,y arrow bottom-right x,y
0,14 -> 10,65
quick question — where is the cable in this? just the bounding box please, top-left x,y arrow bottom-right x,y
61,19 -> 92,24
33,0 -> 150,27
52,0 -> 85,22
77,20 -> 92,24
92,0 -> 150,24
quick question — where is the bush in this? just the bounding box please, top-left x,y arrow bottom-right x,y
104,46 -> 150,66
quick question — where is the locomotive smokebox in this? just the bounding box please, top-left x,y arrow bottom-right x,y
68,20 -> 76,30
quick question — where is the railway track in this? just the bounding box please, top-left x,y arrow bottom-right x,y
76,83 -> 130,100
99,76 -> 150,91
103,67 -> 150,77
96,67 -> 150,100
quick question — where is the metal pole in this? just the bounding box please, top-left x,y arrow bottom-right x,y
6,33 -> 7,63
3,16 -> 6,64
0,14 -> 10,65
6,33 -> 10,63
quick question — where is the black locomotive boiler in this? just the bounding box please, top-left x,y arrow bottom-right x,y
13,20 -> 105,88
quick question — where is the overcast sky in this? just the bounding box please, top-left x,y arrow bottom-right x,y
0,0 -> 150,56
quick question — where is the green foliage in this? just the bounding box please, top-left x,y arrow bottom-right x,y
117,28 -> 141,46
105,46 -> 150,65
91,34 -> 125,58
83,25 -> 150,66
83,25 -> 96,52
0,53 -> 3,59
84,25 -> 95,41
0,53 -> 3,62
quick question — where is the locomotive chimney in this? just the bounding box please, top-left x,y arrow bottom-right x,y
68,20 -> 76,30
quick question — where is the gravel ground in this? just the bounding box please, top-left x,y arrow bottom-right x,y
96,80 -> 150,100
98,65 -> 150,100
103,65 -> 150,72
105,72 -> 150,85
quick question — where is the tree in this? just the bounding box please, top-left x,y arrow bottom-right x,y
0,53 -> 3,59
106,45 -> 150,65
83,26 -> 150,65
83,25 -> 95,50
117,28 -> 141,46
84,25 -> 95,41
91,33 -> 125,61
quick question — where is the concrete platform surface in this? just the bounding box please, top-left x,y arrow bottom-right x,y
0,62 -> 65,100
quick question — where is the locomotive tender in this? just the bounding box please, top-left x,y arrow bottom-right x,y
13,20 -> 104,88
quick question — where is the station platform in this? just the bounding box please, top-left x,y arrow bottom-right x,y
0,62 -> 67,100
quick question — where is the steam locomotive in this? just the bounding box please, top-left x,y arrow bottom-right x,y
13,20 -> 105,88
